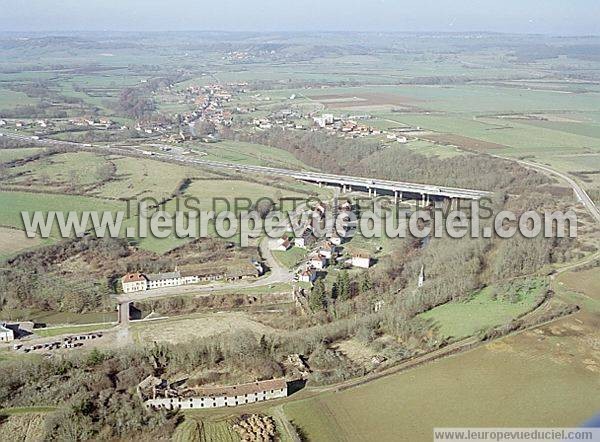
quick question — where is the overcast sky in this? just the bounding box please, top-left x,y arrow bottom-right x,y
1,0 -> 599,35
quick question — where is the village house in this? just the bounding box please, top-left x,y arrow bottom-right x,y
318,241 -> 337,260
297,267 -> 317,283
308,253 -> 326,270
294,228 -> 317,249
338,201 -> 353,212
351,252 -> 372,269
273,236 -> 292,251
121,273 -> 148,293
144,378 -> 288,410
329,231 -> 343,246
0,323 -> 14,342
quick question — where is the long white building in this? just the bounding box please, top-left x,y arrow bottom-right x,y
145,378 -> 288,410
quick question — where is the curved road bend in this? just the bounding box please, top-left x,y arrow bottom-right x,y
489,154 -> 600,225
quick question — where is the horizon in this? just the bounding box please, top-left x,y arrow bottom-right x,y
2,30 -> 600,38
1,0 -> 599,36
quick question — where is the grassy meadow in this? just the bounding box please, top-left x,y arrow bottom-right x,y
420,279 -> 547,339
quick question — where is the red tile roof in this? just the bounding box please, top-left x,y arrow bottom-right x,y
122,273 -> 146,283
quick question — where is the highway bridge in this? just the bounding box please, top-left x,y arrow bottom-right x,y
1,132 -> 492,202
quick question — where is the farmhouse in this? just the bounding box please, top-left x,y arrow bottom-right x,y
121,273 -> 148,293
294,228 -> 317,249
329,231 -> 343,246
351,252 -> 372,269
308,253 -> 327,270
319,241 -> 337,259
0,323 -> 15,342
297,267 -> 317,283
144,378 -> 288,410
273,236 -> 292,251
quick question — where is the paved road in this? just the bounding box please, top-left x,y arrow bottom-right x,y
1,131 -> 490,200
513,158 -> 600,225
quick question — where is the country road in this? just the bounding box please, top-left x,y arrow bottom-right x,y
520,159 -> 600,224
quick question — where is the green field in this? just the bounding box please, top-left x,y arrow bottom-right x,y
7,151 -> 106,190
189,140 -> 314,169
1,309 -> 117,326
33,322 -> 114,338
272,246 -> 307,269
0,88 -> 36,109
419,279 -> 546,339
95,155 -> 216,200
0,191 -> 125,236
172,418 -> 239,442
0,147 -> 43,163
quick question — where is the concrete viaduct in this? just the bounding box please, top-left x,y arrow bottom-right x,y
1,132 -> 492,202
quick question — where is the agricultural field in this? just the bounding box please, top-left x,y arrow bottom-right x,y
2,309 -> 118,326
0,412 -> 47,441
0,151 -> 321,254
0,88 -> 36,110
1,29 -> 600,442
188,139 -> 314,169
0,147 -> 44,163
33,323 -> 115,338
94,155 -> 215,201
284,315 -> 600,441
272,246 -> 307,269
131,311 -> 274,345
0,191 -> 125,239
557,266 -> 600,301
282,268 -> 600,442
0,226 -> 41,260
419,278 -> 547,340
5,151 -> 107,191
172,418 -> 239,442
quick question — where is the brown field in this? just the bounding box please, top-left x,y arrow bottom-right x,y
421,133 -> 509,151
311,92 -> 422,109
131,311 -> 274,344
0,412 -> 46,441
0,226 -> 41,258
558,267 -> 600,300
284,310 -> 600,442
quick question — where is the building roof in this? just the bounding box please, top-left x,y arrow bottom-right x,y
300,268 -> 316,276
122,273 -> 147,283
320,241 -> 335,251
146,271 -> 181,281
182,378 -> 287,399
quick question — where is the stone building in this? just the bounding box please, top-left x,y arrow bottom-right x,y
145,378 -> 288,410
